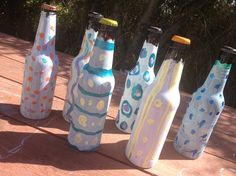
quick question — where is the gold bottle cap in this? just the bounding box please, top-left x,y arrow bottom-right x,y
99,18 -> 118,27
171,35 -> 191,45
41,3 -> 57,12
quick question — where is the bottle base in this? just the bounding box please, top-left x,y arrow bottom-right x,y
62,101 -> 73,122
125,146 -> 155,169
67,135 -> 99,152
20,106 -> 51,120
173,141 -> 201,160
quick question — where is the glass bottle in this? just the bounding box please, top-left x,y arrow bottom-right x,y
126,35 -> 191,168
115,26 -> 162,133
174,46 -> 236,159
20,4 -> 58,120
63,12 -> 103,122
68,18 -> 118,151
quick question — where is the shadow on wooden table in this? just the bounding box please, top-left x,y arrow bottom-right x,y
0,103 -> 128,135
0,131 -> 138,171
1,103 -> 236,163
0,103 -> 69,132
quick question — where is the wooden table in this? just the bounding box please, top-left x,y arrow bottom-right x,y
0,32 -> 235,176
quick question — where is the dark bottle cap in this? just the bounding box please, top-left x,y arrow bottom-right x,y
87,12 -> 103,31
147,26 -> 162,36
88,12 -> 104,22
221,45 -> 236,55
142,25 -> 162,46
219,45 -> 236,64
139,23 -> 162,35
147,26 -> 162,46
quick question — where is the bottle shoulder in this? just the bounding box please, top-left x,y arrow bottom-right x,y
27,54 -> 53,66
190,89 -> 225,113
141,84 -> 181,108
77,71 -> 115,92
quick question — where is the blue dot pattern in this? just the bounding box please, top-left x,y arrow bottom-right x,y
140,48 -> 147,58
120,121 -> 128,130
126,79 -> 131,88
149,53 -> 156,67
116,40 -> 159,133
174,60 -> 231,159
143,71 -> 150,82
121,100 -> 133,118
129,62 -> 140,75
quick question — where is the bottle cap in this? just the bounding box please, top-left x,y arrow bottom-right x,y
147,26 -> 162,35
221,45 -> 236,55
41,3 -> 57,12
99,18 -> 118,27
88,12 -> 103,20
171,35 -> 191,45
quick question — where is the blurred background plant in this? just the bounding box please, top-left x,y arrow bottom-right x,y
0,0 -> 236,107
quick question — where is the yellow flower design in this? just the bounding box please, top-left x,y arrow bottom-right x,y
80,97 -> 85,106
99,54 -> 106,61
96,100 -> 105,111
143,136 -> 148,143
50,25 -> 55,32
88,79 -> 94,88
136,150 -> 143,157
154,99 -> 163,108
91,137 -> 98,145
74,134 -> 82,143
77,115 -> 87,127
147,118 -> 155,125
88,100 -> 93,106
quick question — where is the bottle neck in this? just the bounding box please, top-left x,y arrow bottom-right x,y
164,45 -> 186,63
202,60 -> 231,93
155,58 -> 184,91
77,27 -> 98,58
219,50 -> 235,64
32,11 -> 56,55
146,33 -> 161,47
137,40 -> 158,72
87,20 -> 100,32
88,35 -> 115,70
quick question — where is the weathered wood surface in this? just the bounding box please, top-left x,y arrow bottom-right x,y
0,32 -> 236,176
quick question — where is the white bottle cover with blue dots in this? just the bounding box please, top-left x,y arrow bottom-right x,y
174,60 -> 232,159
115,40 -> 158,133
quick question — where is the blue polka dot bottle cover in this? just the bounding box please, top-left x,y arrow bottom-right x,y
174,46 -> 236,159
63,12 -> 103,122
68,18 -> 118,151
20,4 -> 59,120
116,26 -> 162,133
